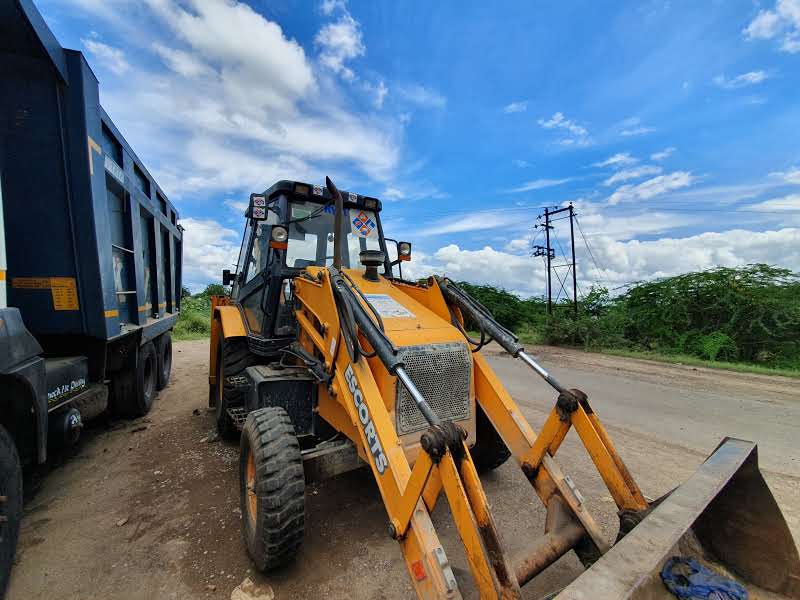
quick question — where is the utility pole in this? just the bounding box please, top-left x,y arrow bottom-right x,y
544,207 -> 552,315
569,203 -> 577,317
534,204 -> 578,316
533,211 -> 555,315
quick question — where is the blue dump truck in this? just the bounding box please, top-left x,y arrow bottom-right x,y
0,0 -> 183,589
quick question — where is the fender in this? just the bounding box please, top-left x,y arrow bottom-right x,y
208,305 -> 247,407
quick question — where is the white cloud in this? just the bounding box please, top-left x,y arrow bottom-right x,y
146,0 -> 314,112
83,0 -> 402,190
431,244 -> 542,292
319,0 -> 347,16
379,181 -> 448,202
407,226 -> 800,297
81,38 -> 130,74
382,187 -> 405,200
744,10 -> 784,39
512,159 -> 530,168
783,32 -> 800,52
603,165 -> 663,186
503,101 -> 528,114
713,71 -> 769,89
538,112 -> 591,147
180,217 -> 240,288
608,171 -> 695,205
507,178 -> 572,193
593,153 -> 638,168
416,212 -> 524,236
315,13 -> 365,81
151,43 -> 213,78
744,193 -> 800,211
743,1 -> 800,53
650,147 -> 676,161
770,167 -> 800,184
371,80 -> 388,108
584,228 -> 800,285
397,84 -> 447,109
224,199 -> 249,214
620,126 -> 656,137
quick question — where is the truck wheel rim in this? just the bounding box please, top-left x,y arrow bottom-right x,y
246,448 -> 257,523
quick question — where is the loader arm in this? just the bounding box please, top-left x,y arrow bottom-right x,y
291,267 -> 638,598
293,267 -> 800,599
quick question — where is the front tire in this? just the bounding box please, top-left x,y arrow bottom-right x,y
0,425 -> 22,596
239,407 -> 304,571
470,404 -> 512,473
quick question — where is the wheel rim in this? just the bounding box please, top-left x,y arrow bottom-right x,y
163,343 -> 172,376
144,353 -> 155,399
245,447 -> 257,523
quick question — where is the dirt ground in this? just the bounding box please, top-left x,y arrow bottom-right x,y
7,340 -> 800,599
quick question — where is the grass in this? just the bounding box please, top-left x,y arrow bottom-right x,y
173,295 -> 212,341
483,327 -> 800,379
173,302 -> 799,378
589,348 -> 800,379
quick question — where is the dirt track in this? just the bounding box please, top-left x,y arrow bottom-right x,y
7,340 -> 800,599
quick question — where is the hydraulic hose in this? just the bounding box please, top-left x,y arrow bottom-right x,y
436,276 -> 572,396
328,267 -> 441,427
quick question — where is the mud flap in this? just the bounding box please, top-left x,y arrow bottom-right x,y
560,438 -> 800,599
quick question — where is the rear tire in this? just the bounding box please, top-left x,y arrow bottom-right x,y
112,342 -> 158,418
470,404 -> 512,473
239,407 -> 305,571
156,333 -> 173,391
215,337 -> 252,441
0,424 -> 22,597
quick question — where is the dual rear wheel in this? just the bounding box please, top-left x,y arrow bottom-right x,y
111,333 -> 173,418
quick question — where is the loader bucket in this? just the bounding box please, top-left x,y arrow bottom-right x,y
560,438 -> 800,599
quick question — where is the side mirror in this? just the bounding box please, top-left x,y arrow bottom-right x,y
222,269 -> 236,286
397,241 -> 412,262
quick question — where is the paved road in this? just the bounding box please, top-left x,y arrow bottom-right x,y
8,341 -> 799,600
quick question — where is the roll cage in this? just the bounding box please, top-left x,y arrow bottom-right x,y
226,180 -> 394,352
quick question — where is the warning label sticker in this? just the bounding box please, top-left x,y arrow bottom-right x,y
11,277 -> 79,310
50,277 -> 79,311
351,210 -> 376,237
364,294 -> 415,319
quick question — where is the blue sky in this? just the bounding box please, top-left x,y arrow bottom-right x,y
38,0 -> 800,295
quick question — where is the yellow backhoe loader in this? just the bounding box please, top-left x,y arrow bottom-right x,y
209,177 -> 799,598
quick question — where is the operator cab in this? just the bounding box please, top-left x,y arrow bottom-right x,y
224,180 -> 410,351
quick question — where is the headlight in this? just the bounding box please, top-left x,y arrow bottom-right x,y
271,226 -> 289,243
398,242 -> 412,256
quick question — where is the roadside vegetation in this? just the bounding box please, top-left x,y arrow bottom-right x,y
173,284 -> 225,341
461,264 -> 800,378
174,264 -> 799,377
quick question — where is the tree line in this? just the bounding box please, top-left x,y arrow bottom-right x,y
459,264 -> 800,368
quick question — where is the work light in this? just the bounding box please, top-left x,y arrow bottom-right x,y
271,226 -> 288,243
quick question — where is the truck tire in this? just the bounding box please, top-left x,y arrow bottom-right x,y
239,407 -> 304,572
156,333 -> 173,391
0,424 -> 23,597
216,337 -> 252,441
112,342 -> 158,418
469,405 -> 511,473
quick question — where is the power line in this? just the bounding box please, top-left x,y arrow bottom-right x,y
574,215 -> 607,283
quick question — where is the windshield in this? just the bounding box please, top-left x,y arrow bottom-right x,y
286,200 -> 382,270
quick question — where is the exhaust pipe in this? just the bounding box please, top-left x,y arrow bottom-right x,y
326,176 -> 344,270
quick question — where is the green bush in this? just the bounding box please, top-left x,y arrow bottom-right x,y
458,264 -> 799,369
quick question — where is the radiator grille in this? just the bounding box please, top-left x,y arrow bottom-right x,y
396,342 -> 472,434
